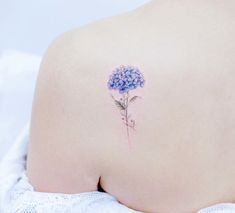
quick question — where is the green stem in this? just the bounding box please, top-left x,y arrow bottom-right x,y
125,92 -> 130,146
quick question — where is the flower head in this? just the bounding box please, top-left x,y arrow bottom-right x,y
107,65 -> 145,94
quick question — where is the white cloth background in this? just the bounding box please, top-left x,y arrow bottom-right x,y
0,0 -> 150,55
0,50 -> 41,160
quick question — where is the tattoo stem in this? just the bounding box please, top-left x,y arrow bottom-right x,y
125,92 -> 131,147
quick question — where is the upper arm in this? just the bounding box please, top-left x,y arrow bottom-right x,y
26,30 -> 105,193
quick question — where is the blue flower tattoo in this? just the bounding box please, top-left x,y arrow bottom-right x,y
107,65 -> 145,145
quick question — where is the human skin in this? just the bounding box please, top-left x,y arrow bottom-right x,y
26,0 -> 235,212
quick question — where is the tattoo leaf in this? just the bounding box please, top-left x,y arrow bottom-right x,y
114,100 -> 126,110
129,96 -> 140,103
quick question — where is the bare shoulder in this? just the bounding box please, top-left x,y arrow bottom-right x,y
25,2 -> 235,211
26,14 -> 132,193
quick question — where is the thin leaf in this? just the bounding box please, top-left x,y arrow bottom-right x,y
114,100 -> 126,110
110,94 -> 116,101
129,96 -> 140,103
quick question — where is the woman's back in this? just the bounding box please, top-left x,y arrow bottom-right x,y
26,0 -> 235,212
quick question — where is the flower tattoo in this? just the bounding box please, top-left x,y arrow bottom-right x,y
107,65 -> 145,146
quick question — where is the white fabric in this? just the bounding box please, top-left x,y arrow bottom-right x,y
0,50 -> 40,161
0,125 -> 235,213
